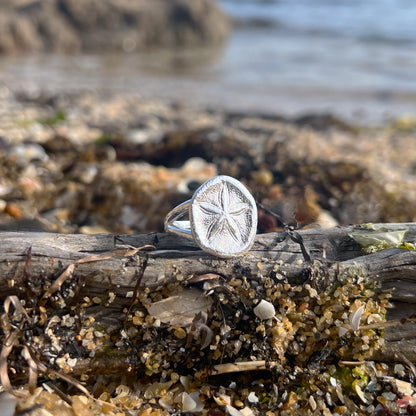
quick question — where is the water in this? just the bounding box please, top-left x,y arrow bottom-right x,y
219,0 -> 416,120
1,0 -> 415,122
222,0 -> 416,44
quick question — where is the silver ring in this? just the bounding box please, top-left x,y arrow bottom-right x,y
164,175 -> 258,258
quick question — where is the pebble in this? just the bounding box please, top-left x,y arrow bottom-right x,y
394,363 -> 405,377
382,392 -> 396,401
9,143 -> 48,166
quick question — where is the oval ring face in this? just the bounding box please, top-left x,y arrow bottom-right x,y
190,176 -> 257,258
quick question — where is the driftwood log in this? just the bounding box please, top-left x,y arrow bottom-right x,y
1,223 -> 416,373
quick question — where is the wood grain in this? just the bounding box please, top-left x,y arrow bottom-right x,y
1,223 -> 416,365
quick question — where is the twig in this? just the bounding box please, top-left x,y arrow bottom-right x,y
42,382 -> 73,405
0,330 -> 26,398
196,360 -> 279,378
339,360 -> 367,366
395,352 -> 416,380
24,246 -> 32,281
24,344 -> 122,411
257,201 -> 311,263
360,317 -> 416,331
39,252 -> 114,306
128,254 -> 149,310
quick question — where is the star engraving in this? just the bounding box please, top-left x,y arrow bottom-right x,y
198,182 -> 250,243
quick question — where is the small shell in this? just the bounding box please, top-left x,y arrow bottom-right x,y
247,392 -> 259,403
226,405 -> 244,416
182,392 -> 204,412
354,383 -> 368,404
254,300 -> 275,320
349,305 -> 365,331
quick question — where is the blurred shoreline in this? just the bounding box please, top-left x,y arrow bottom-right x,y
1,51 -> 415,125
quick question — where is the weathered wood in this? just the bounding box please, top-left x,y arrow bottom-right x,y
1,223 -> 416,365
2,224 -> 416,301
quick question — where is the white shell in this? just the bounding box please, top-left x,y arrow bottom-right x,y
253,299 -> 275,320
247,392 -> 259,403
349,304 -> 365,331
182,392 -> 204,412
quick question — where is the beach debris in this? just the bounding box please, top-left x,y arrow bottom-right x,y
2,89 -> 416,235
2,264 -> 399,415
8,143 -> 48,166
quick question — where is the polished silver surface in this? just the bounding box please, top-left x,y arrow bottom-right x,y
165,175 -> 257,258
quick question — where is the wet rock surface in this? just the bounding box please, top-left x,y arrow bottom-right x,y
1,87 -> 416,234
0,0 -> 229,54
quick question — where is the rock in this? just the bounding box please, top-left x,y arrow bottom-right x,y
294,113 -> 360,133
0,11 -> 43,53
314,210 -> 339,229
116,127 -> 256,175
0,0 -> 229,54
8,143 -> 48,166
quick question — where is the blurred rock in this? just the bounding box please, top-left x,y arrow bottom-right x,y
81,158 -> 217,233
0,0 -> 229,54
314,210 -> 339,229
8,143 -> 48,166
5,202 -> 22,219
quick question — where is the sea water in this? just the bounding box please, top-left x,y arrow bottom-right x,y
218,0 -> 416,120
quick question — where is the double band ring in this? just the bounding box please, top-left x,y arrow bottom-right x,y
164,175 -> 258,258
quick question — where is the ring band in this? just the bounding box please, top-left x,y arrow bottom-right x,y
164,175 -> 258,258
164,200 -> 192,237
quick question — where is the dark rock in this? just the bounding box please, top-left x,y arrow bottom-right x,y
294,113 -> 360,133
113,127 -> 255,173
0,0 -> 229,54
